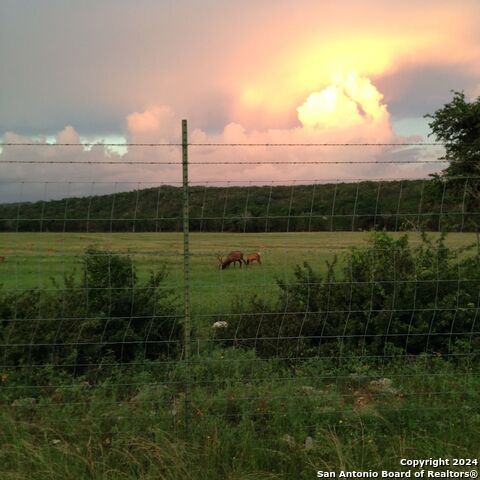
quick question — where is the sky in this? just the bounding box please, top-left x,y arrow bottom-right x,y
1,0 -> 480,201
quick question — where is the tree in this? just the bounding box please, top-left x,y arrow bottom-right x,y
426,91 -> 480,219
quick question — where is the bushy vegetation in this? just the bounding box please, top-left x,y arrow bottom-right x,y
1,179 -> 478,233
223,232 -> 480,360
0,248 -> 180,375
0,350 -> 479,479
1,235 -> 479,478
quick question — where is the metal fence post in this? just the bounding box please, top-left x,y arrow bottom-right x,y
181,119 -> 191,437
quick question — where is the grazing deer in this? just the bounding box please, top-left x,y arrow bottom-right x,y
245,252 -> 261,266
217,251 -> 245,270
0,256 -> 5,263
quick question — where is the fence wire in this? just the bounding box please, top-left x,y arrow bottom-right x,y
0,140 -> 479,447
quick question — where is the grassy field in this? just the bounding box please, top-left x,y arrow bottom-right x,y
1,231 -> 478,318
1,231 -> 479,478
0,352 -> 479,479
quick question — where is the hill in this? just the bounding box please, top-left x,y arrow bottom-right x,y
0,180 -> 476,232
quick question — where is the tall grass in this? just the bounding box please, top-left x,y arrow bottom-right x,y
1,232 -> 479,478
1,352 -> 479,479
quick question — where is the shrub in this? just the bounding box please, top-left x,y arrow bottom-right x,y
0,248 -> 180,374
222,232 -> 480,360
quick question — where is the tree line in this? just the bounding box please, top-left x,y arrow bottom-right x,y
1,90 -> 479,233
0,179 -> 478,233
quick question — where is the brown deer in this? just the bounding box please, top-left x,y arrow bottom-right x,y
245,252 -> 261,266
0,256 -> 5,263
217,251 -> 245,270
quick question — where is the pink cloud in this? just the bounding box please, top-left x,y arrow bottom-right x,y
0,91 -> 442,199
126,106 -> 178,142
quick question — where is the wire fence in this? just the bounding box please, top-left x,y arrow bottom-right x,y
0,122 -> 479,444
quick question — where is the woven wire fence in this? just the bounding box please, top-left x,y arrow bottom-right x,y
0,136 -> 479,442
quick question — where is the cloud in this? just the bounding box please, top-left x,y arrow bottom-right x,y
227,2 -> 480,129
374,64 -> 480,120
1,1 -> 479,136
126,106 -> 178,142
296,73 -> 388,128
0,85 -> 442,203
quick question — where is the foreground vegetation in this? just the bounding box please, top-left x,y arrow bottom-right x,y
0,231 -> 479,478
1,353 -> 479,479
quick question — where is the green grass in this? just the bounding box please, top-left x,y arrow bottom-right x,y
1,231 -> 477,319
0,353 -> 479,479
1,231 -> 479,478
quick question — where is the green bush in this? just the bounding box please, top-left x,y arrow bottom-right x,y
0,248 -> 180,373
222,232 -> 480,359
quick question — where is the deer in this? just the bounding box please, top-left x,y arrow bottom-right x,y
0,256 -> 5,263
244,252 -> 261,266
217,251 -> 245,270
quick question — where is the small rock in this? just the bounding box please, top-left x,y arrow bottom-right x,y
11,397 -> 36,407
282,434 -> 296,448
369,378 -> 397,395
212,321 -> 228,329
305,436 -> 315,451
300,386 -> 315,395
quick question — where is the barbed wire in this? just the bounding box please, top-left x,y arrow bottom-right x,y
0,141 -> 447,147
0,176 -> 479,184
0,146 -> 478,453
0,159 -> 454,165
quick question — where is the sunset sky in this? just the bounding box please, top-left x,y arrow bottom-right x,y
1,0 -> 480,199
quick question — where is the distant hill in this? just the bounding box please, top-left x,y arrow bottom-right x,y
0,180 -> 476,232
